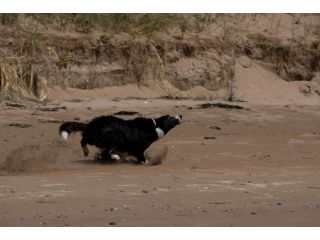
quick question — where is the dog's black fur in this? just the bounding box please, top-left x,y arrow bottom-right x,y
59,114 -> 182,164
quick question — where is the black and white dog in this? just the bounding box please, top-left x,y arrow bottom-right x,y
59,114 -> 182,164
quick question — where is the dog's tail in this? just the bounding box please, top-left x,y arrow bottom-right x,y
59,122 -> 87,141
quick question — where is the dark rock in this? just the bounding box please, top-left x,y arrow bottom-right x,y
209,126 -> 221,130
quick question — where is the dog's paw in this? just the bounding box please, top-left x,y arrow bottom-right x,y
111,154 -> 121,161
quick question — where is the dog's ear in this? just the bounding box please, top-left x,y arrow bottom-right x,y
156,115 -> 169,122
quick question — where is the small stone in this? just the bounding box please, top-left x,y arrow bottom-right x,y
204,136 -> 216,140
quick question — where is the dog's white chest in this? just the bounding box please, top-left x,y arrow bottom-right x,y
155,127 -> 164,139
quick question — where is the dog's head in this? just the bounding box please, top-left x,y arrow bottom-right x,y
155,115 -> 182,135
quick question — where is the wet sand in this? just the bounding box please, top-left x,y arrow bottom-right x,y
0,99 -> 320,226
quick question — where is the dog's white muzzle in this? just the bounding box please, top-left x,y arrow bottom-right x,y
175,115 -> 182,123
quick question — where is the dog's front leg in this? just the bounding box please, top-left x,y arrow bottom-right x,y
134,151 -> 147,164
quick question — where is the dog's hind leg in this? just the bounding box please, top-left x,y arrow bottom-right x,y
81,138 -> 89,157
100,148 -> 120,162
109,150 -> 121,161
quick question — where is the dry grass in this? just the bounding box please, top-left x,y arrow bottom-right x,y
243,33 -> 318,81
0,59 -> 47,101
0,59 -> 20,96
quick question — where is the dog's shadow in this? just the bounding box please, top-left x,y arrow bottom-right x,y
74,149 -> 165,166
74,153 -> 138,166
74,159 -> 116,165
